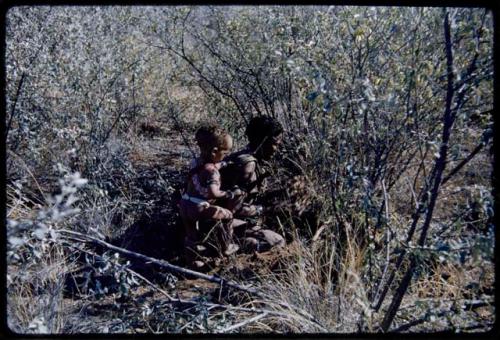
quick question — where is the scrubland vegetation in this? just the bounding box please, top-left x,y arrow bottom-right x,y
5,6 -> 494,334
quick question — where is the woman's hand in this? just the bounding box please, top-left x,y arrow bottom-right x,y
231,187 -> 244,197
254,205 -> 264,216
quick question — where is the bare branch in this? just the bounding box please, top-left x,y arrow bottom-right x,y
5,72 -> 26,142
58,229 -> 327,331
381,9 -> 458,331
441,127 -> 493,185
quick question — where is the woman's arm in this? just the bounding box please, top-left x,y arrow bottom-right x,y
237,203 -> 263,217
240,161 -> 257,185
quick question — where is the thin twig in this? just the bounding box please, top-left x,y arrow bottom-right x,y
405,177 -> 419,210
371,180 -> 392,308
392,299 -> 492,332
6,73 -> 26,140
164,99 -> 197,160
220,312 -> 269,333
7,149 -> 46,201
441,128 -> 492,185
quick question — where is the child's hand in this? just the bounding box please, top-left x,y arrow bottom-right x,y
213,206 -> 233,220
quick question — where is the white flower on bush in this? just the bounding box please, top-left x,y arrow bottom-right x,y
50,170 -> 88,219
7,171 -> 88,260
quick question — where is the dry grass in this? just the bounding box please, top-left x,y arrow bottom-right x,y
5,6 -> 494,335
7,240 -> 73,333
6,96 -> 494,335
246,221 -> 375,333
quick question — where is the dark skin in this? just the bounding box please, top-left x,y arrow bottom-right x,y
226,133 -> 283,217
254,134 -> 283,161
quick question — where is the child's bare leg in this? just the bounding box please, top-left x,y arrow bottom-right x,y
182,222 -> 206,268
218,220 -> 240,255
218,214 -> 241,256
199,206 -> 239,255
179,201 -> 209,268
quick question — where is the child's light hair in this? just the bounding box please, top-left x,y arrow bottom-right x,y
195,123 -> 229,153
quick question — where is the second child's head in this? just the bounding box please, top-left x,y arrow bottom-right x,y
195,124 -> 233,163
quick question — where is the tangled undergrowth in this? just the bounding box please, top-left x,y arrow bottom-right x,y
6,5 -> 494,335
7,120 -> 494,334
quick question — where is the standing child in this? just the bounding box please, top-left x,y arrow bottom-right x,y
178,124 -> 243,269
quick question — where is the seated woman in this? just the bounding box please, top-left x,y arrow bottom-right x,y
178,123 -> 244,269
220,116 -> 286,252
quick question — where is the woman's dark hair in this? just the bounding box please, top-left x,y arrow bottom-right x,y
245,116 -> 283,150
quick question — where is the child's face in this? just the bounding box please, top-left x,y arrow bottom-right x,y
212,135 -> 233,163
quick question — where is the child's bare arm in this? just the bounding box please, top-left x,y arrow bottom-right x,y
206,183 -> 244,200
206,183 -> 231,199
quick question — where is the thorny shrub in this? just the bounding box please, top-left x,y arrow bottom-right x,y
5,5 -> 494,333
7,170 -> 88,333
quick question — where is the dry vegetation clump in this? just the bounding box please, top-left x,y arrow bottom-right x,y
7,174 -> 86,333
252,234 -> 371,333
5,5 -> 494,334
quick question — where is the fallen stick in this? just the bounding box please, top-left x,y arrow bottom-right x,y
63,240 -> 331,333
61,239 -> 302,318
59,229 -> 260,296
58,229 -> 327,332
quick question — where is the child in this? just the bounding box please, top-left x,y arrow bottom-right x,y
178,124 -> 243,269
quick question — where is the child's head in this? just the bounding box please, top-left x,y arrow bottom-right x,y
245,116 -> 283,160
195,124 -> 233,163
